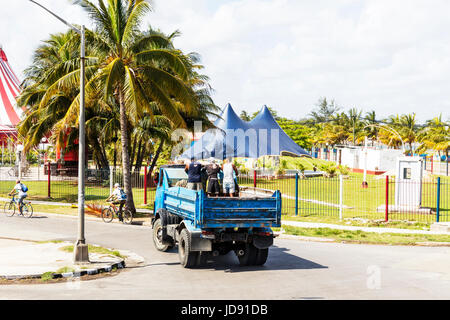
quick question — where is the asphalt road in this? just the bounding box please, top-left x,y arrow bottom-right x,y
0,213 -> 449,300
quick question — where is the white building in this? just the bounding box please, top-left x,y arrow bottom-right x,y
339,147 -> 404,174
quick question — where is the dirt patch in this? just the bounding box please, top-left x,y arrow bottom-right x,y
0,268 -> 124,285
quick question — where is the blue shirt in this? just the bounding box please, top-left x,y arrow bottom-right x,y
187,162 -> 202,183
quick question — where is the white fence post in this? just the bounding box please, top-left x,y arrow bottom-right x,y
339,174 -> 343,221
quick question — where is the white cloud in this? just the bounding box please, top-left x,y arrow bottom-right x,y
1,0 -> 449,122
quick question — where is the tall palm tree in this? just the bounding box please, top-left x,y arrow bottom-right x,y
39,0 -> 201,213
364,110 -> 379,145
19,1 -> 212,213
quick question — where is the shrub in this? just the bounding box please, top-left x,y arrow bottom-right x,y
320,163 -> 337,178
337,165 -> 350,176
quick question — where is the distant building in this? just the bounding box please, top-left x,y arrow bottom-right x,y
337,146 -> 404,175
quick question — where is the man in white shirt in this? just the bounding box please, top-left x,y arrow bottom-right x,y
8,179 -> 27,215
106,183 -> 127,222
222,159 -> 239,197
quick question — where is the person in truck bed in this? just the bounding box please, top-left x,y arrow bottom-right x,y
206,158 -> 221,197
222,158 -> 239,197
185,157 -> 204,191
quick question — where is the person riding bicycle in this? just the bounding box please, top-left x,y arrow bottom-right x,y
8,179 -> 28,215
106,183 -> 127,222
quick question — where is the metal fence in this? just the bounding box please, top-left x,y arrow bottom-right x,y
0,165 -> 157,207
239,170 -> 448,223
424,158 -> 449,176
0,165 -> 448,224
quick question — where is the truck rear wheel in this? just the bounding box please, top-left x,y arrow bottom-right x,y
254,248 -> 269,266
237,243 -> 258,266
152,219 -> 173,252
178,229 -> 199,268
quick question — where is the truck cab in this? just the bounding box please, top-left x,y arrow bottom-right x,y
152,165 -> 282,268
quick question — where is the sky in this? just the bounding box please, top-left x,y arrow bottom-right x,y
1,0 -> 449,123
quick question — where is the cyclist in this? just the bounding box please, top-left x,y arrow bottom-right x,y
106,183 -> 127,222
8,179 -> 28,215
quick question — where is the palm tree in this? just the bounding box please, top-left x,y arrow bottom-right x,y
347,108 -> 363,145
364,110 -> 379,145
19,1 -> 212,213
418,115 -> 450,158
240,111 -> 252,121
50,0 -> 204,213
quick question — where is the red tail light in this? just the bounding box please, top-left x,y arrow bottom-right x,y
256,232 -> 272,237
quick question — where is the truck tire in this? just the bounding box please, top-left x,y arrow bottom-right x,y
237,243 -> 258,266
152,219 -> 173,252
196,251 -> 209,267
178,228 -> 199,268
254,248 -> 269,266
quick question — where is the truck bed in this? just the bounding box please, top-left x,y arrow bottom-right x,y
162,186 -> 281,229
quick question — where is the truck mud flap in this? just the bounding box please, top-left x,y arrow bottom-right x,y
191,233 -> 212,252
253,236 -> 273,249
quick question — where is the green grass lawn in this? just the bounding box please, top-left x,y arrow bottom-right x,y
282,215 -> 432,230
281,225 -> 450,246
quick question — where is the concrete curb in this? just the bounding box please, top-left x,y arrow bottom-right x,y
0,259 -> 126,281
0,242 -> 145,281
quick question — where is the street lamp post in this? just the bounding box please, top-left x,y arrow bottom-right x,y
29,0 -> 89,263
17,144 -> 24,180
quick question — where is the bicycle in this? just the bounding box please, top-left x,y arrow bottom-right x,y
101,201 -> 133,224
4,194 -> 33,218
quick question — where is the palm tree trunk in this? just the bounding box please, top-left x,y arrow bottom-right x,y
130,135 -> 137,172
148,140 -> 164,185
133,138 -> 143,174
113,140 -> 117,169
118,89 -> 136,214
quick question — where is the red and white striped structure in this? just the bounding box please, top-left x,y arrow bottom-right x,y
0,46 -> 23,146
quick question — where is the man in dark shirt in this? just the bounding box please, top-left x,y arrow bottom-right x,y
185,157 -> 204,191
206,158 -> 221,197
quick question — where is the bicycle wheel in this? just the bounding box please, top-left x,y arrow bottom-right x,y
22,202 -> 33,218
101,207 -> 114,223
3,202 -> 15,217
122,209 -> 133,225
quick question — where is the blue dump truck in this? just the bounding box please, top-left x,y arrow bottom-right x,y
152,165 -> 282,268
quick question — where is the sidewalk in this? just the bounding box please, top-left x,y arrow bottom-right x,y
282,220 -> 450,235
0,239 -> 125,279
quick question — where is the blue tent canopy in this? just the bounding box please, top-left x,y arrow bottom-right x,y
179,104 -> 310,160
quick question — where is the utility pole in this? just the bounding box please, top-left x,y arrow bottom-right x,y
29,0 -> 89,263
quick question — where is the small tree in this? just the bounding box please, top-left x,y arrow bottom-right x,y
320,163 -> 337,178
295,160 -> 306,179
337,165 -> 350,176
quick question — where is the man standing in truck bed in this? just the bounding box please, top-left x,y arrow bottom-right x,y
206,158 -> 221,197
185,157 -> 204,191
